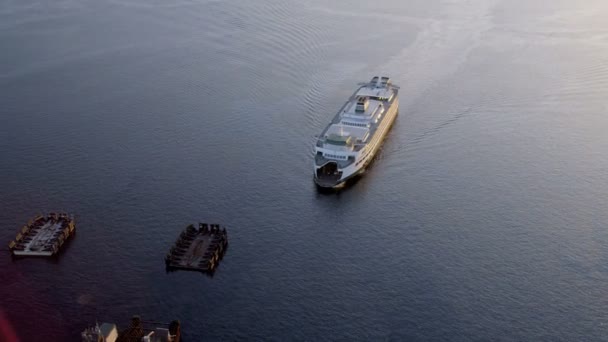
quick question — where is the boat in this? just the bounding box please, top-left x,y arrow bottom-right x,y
165,223 -> 228,274
313,76 -> 399,188
8,213 -> 76,257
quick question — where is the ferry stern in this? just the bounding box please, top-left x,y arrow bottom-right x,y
314,162 -> 344,189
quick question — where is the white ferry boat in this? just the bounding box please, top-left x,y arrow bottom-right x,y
314,76 -> 399,188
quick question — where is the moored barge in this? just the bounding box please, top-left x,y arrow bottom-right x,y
165,223 -> 228,273
8,213 -> 75,257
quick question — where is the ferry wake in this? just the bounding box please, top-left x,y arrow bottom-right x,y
313,76 -> 399,188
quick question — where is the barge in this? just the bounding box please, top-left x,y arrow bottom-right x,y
165,223 -> 228,273
8,213 -> 75,257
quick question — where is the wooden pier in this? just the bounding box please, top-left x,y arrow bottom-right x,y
8,213 -> 75,257
165,223 -> 228,273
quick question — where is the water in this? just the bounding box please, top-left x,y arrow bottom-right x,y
1,0 -> 608,340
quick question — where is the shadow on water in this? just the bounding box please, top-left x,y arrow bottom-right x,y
165,267 -> 219,278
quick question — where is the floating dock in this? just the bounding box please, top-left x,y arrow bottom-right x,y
8,213 -> 75,257
165,223 -> 228,273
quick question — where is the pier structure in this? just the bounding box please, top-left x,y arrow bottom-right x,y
8,213 -> 75,256
81,315 -> 180,342
81,322 -> 118,342
165,223 -> 228,273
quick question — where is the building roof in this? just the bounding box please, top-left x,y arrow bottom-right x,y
100,323 -> 118,341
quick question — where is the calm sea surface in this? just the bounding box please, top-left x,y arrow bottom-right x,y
2,0 -> 608,340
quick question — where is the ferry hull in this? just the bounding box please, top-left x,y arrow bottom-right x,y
314,170 -> 361,189
314,108 -> 398,190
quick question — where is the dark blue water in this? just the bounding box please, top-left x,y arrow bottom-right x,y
2,0 -> 608,340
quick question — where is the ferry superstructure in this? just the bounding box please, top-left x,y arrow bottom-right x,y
314,76 -> 399,188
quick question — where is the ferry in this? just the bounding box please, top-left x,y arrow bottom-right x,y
314,76 -> 399,188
